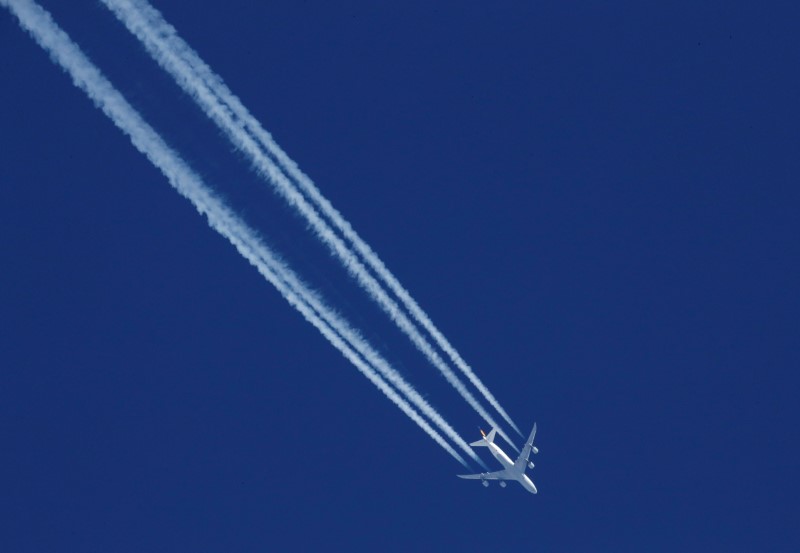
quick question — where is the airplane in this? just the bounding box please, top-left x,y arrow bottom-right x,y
457,423 -> 539,494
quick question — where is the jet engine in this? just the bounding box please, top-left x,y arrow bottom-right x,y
499,481 -> 507,488
528,461 -> 535,469
482,480 -> 489,487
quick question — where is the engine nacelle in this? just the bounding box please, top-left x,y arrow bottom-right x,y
528,461 -> 535,469
532,446 -> 539,454
482,480 -> 489,487
499,481 -> 507,488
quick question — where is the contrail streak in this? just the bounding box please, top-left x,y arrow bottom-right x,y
2,0 -> 478,467
102,0 -> 522,444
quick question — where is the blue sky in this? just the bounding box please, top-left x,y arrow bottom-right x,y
2,1 -> 798,551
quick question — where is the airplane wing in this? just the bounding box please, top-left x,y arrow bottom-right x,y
513,422 -> 538,471
457,469 -> 514,481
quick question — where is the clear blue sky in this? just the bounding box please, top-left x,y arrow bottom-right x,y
2,1 -> 798,551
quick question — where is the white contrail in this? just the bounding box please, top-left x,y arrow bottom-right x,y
248,238 -> 486,468
2,0 -> 478,467
249,238 -> 487,468
101,0 -> 522,444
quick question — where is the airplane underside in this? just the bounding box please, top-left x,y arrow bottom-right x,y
457,423 -> 539,494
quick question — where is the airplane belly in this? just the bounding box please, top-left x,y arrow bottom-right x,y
520,475 -> 538,494
489,446 -> 514,469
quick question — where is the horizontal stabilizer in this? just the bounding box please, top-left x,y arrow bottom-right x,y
470,427 -> 497,447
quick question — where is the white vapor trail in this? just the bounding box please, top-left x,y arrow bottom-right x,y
2,0 -> 480,468
102,0 -> 522,444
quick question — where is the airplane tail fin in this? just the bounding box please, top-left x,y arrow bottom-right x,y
470,428 -> 497,447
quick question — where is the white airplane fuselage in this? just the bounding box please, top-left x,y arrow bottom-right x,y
487,441 -> 538,494
487,441 -> 515,468
459,423 -> 539,494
